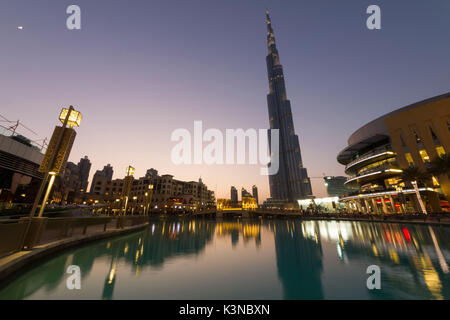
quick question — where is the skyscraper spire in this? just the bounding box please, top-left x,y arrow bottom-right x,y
265,10 -> 312,202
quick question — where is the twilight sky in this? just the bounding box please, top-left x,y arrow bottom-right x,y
1,0 -> 449,201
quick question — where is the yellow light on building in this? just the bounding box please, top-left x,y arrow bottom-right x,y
59,107 -> 82,127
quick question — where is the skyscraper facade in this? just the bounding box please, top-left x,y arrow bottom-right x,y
230,186 -> 238,203
77,156 -> 91,192
265,10 -> 312,202
252,185 -> 259,204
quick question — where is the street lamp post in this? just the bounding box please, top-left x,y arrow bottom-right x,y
122,166 -> 134,216
132,196 -> 137,215
412,180 -> 427,214
30,106 -> 82,218
144,184 -> 154,215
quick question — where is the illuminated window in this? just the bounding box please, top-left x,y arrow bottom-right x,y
432,176 -> 440,186
413,130 -> 424,149
436,146 -> 446,157
404,153 -> 414,166
419,149 -> 430,163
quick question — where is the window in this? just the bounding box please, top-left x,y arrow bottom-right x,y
419,149 -> 430,163
429,126 -> 441,144
405,153 -> 414,166
413,130 -> 424,149
432,176 -> 440,186
399,134 -> 408,151
436,146 -> 446,157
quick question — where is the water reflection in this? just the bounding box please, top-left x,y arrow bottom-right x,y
0,218 -> 448,299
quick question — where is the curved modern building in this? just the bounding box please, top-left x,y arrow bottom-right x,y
337,93 -> 450,213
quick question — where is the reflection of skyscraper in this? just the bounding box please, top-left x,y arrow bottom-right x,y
265,10 -> 312,202
272,220 -> 324,299
231,229 -> 239,247
77,156 -> 91,192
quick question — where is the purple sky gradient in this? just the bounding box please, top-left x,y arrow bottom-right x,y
1,0 -> 449,201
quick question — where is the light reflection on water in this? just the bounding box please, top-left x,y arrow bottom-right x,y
0,218 -> 449,300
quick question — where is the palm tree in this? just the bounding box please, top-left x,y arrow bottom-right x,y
400,167 -> 431,186
429,154 -> 450,177
399,167 -> 431,214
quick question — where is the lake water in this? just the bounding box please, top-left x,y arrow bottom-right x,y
0,218 -> 449,299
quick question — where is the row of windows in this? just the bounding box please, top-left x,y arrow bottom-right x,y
399,122 -> 448,167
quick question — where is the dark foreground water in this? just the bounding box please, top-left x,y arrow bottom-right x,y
0,218 -> 449,300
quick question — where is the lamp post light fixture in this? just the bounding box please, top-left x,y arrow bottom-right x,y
30,106 -> 81,218
122,165 -> 135,216
144,184 -> 154,215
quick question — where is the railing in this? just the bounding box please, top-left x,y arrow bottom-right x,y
0,215 -> 148,257
345,146 -> 394,171
345,163 -> 401,185
0,124 -> 47,153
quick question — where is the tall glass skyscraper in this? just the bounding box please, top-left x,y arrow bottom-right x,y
265,10 -> 312,202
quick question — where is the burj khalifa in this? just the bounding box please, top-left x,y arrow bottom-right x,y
265,10 -> 312,202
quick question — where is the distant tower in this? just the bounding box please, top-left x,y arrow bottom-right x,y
145,168 -> 158,178
230,186 -> 238,203
265,10 -> 312,202
241,188 -> 252,198
103,164 -> 114,182
89,164 -> 114,194
324,176 -> 350,197
252,185 -> 259,204
77,156 -> 91,192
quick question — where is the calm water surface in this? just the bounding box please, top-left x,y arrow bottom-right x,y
0,218 -> 449,299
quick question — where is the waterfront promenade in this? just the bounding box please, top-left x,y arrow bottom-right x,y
0,215 -> 149,283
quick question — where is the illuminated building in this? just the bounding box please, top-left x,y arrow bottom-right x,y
323,176 -> 351,197
298,197 -> 345,213
265,10 -> 312,202
124,174 -> 214,213
242,196 -> 257,210
337,93 -> 450,213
